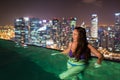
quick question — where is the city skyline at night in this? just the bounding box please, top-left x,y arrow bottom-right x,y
0,0 -> 120,26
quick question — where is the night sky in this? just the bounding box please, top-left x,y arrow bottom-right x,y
0,0 -> 120,26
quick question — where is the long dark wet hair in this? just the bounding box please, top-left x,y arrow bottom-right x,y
73,27 -> 91,62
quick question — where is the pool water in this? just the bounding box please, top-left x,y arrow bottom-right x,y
0,39 -> 120,80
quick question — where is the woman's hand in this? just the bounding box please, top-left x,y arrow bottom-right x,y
94,62 -> 101,68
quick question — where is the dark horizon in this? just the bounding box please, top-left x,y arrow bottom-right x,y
0,0 -> 120,26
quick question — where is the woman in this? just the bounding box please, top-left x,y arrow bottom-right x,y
57,27 -> 103,80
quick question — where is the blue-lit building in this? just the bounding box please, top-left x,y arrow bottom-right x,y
14,17 -> 29,47
14,17 -> 41,47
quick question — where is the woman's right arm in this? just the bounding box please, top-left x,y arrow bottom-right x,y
88,44 -> 104,64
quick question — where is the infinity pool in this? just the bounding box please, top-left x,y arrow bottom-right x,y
0,39 -> 120,80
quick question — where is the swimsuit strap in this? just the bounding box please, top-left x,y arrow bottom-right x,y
69,42 -> 85,60
69,42 -> 73,57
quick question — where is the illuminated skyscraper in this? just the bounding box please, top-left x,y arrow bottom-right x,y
14,17 -> 28,47
91,14 -> 98,39
107,27 -> 115,52
70,17 -> 77,30
115,13 -> 120,30
14,17 -> 41,47
114,13 -> 120,52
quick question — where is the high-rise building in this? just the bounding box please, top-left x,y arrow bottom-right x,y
70,17 -> 77,30
115,13 -> 120,30
14,17 -> 41,47
107,27 -> 115,52
114,13 -> 120,52
91,14 -> 98,39
14,17 -> 27,47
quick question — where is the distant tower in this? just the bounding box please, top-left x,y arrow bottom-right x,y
115,13 -> 120,31
91,14 -> 98,39
70,17 -> 77,30
114,13 -> 120,52
14,17 -> 27,47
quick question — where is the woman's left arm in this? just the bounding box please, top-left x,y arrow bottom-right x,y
88,44 -> 104,64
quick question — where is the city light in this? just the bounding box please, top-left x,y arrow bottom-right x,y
115,13 -> 120,16
43,20 -> 47,23
39,21 -> 42,24
24,17 -> 29,21
0,25 -> 15,40
16,19 -> 21,22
